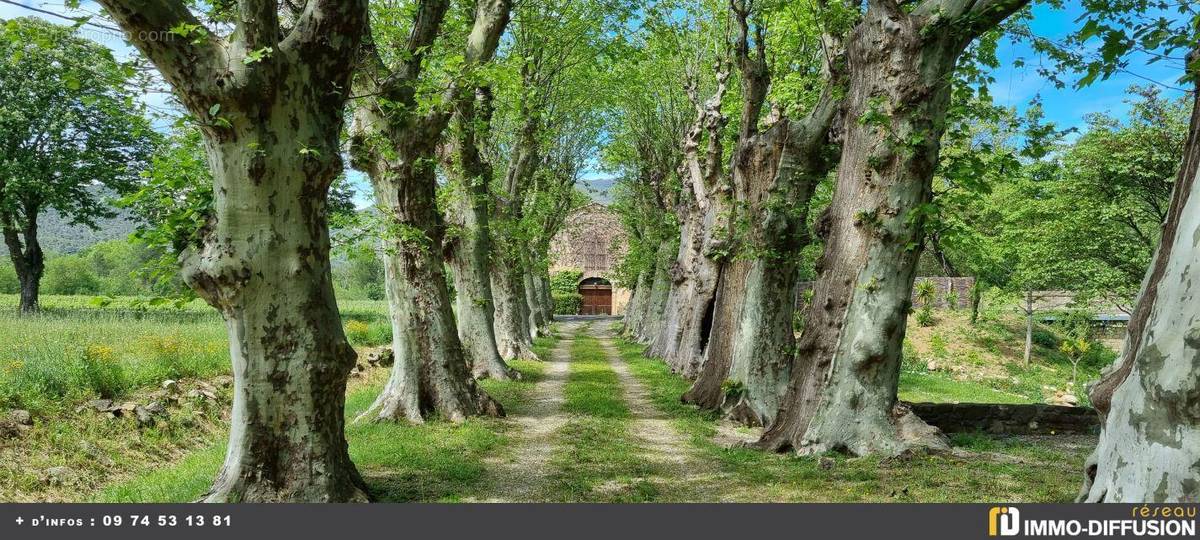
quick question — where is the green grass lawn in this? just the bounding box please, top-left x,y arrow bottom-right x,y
898,371 -> 1030,404
92,339 -> 556,503
0,295 -> 391,415
614,339 -> 1092,502
544,332 -> 659,502
2,302 -> 1095,503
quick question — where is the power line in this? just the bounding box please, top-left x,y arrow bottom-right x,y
0,0 -> 123,34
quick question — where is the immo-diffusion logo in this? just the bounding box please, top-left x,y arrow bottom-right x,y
989,507 -> 1021,536
987,505 -> 1197,537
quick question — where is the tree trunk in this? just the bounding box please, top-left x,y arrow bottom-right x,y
97,0 -> 374,504
186,119 -> 368,503
684,260 -> 743,405
18,271 -> 40,314
683,1 -> 841,423
622,268 -> 653,336
492,261 -> 541,361
492,87 -> 541,357
4,214 -> 45,315
684,115 -> 833,423
537,272 -> 553,324
648,65 -> 730,372
662,201 -> 724,378
637,240 -> 677,344
969,282 -> 982,324
522,261 -> 547,334
755,0 -> 1029,456
646,209 -> 695,360
444,177 -> 517,380
356,158 -> 503,423
650,172 -> 726,378
1080,55 -> 1200,502
443,86 -> 517,381
349,0 -> 513,419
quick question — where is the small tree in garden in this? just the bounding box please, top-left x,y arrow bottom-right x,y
914,280 -> 938,327
1059,336 -> 1091,392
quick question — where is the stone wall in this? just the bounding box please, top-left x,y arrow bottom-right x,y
905,402 -> 1100,435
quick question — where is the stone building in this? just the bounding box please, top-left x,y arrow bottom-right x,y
548,203 -> 631,315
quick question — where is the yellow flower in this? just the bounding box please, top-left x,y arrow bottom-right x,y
84,344 -> 116,362
148,335 -> 184,356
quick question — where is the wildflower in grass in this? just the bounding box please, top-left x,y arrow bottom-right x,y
148,335 -> 184,356
84,345 -> 116,362
81,344 -> 126,399
344,320 -> 371,344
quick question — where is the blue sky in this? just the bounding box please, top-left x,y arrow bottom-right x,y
1,0 -> 1191,204
990,2 -> 1191,134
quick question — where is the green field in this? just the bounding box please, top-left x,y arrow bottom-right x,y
0,294 -> 391,415
0,296 -> 1100,502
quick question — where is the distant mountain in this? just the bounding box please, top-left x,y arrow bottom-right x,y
580,174 -> 617,204
0,207 -> 137,257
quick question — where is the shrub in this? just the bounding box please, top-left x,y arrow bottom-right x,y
0,261 -> 16,294
342,318 -> 390,346
80,345 -> 127,399
1032,327 -> 1060,349
552,291 -> 582,315
721,379 -> 745,400
944,290 -> 959,310
914,279 -> 937,307
550,269 -> 583,296
930,332 -> 947,358
916,306 -> 935,327
43,256 -> 102,295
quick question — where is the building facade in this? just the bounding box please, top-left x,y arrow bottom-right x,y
548,203 -> 631,315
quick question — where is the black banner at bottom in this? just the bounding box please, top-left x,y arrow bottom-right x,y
0,503 -> 1196,540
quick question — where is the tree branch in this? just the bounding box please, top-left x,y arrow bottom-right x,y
95,0 -> 225,109
731,0 -> 769,138
240,0 -> 282,51
952,0 -> 1031,39
279,0 -> 369,77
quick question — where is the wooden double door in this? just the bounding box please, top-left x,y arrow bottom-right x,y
579,280 -> 613,315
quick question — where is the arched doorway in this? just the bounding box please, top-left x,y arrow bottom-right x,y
578,277 -> 613,315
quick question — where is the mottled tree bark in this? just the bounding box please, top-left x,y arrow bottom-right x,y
649,65 -> 731,379
492,261 -> 540,360
683,5 -> 839,424
98,0 -> 371,502
443,86 -> 518,381
636,240 -> 677,344
350,0 -> 512,421
536,272 -> 554,324
682,6 -> 764,407
522,260 -> 548,334
622,267 -> 654,336
684,114 -> 837,423
491,71 -> 543,359
755,0 -> 1030,456
1080,53 -> 1200,502
361,158 -> 503,422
